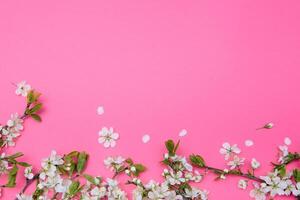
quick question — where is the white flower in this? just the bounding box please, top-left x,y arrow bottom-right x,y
284,179 -> 296,195
15,81 -> 31,97
219,143 -> 241,160
2,128 -> 21,147
7,113 -> 23,132
0,159 -> 9,175
90,187 -> 106,198
166,171 -> 185,185
292,182 -> 300,196
192,170 -> 202,182
24,166 -> 34,179
249,183 -> 266,200
41,150 -> 64,177
147,182 -> 170,199
165,191 -> 183,200
132,186 -> 144,200
251,158 -> 260,169
184,187 -> 208,200
260,171 -> 288,197
16,194 -> 33,200
104,156 -> 125,171
278,145 -> 289,163
238,179 -> 248,190
227,155 -> 245,169
55,178 -> 72,194
98,127 -> 119,148
130,166 -> 136,172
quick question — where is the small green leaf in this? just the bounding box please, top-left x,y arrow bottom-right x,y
275,165 -> 286,177
6,165 -> 18,187
27,90 -> 41,103
83,174 -> 101,185
132,164 -> 146,176
189,154 -> 206,167
6,152 -> 24,159
27,91 -> 34,103
174,140 -> 180,154
125,158 -> 133,165
293,169 -> 300,182
17,162 -> 31,167
28,103 -> 43,114
33,188 -> 44,199
77,152 -> 88,174
165,140 -> 175,155
68,181 -> 80,196
30,114 -> 42,122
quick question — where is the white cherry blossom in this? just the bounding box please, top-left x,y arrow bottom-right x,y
238,179 -> 248,190
227,155 -> 245,169
251,158 -> 261,169
15,81 -> 31,97
98,127 -> 119,148
220,142 -> 241,160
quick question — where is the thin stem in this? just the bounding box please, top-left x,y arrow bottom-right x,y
15,174 -> 39,200
203,165 -> 264,182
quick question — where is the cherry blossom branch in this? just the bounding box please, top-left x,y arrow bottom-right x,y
204,165 -> 264,182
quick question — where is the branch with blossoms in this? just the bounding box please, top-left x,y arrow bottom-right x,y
15,139 -> 209,200
189,141 -> 300,200
15,150 -> 147,200
0,81 -> 43,196
12,138 -> 300,200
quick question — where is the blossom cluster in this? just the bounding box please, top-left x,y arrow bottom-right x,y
207,142 -> 300,200
0,81 -> 43,197
130,140 -> 208,200
16,150 -> 128,200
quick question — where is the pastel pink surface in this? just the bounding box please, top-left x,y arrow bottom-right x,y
1,1 -> 300,199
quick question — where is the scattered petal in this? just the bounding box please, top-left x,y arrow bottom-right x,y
284,137 -> 292,146
244,140 -> 254,147
179,129 -> 188,137
142,134 -> 150,143
97,106 -> 104,115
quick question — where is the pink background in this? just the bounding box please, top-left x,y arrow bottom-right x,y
1,1 -> 300,199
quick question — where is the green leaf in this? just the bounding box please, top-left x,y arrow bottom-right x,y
189,154 -> 206,167
68,181 -> 80,196
77,152 -> 88,174
28,103 -> 43,114
132,164 -> 146,176
30,114 -> 42,122
83,174 -> 101,185
293,169 -> 300,182
6,152 -> 23,159
275,165 -> 286,177
67,151 -> 80,158
33,188 -> 44,199
125,158 -> 133,165
27,90 -> 34,103
165,140 -> 175,155
27,90 -> 41,103
174,140 -> 180,154
6,165 -> 18,187
17,162 -> 31,167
